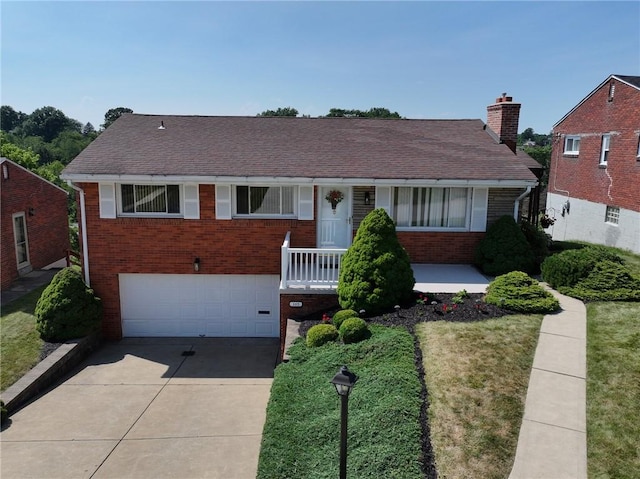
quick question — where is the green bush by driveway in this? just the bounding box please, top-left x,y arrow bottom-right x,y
485,271 -> 560,313
258,325 -> 423,479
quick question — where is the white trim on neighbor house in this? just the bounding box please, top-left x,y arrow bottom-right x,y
563,136 -> 581,155
553,74 -> 640,129
12,211 -> 30,270
599,134 -> 611,165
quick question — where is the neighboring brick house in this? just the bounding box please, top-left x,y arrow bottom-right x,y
546,74 -> 640,253
61,94 -> 540,347
1,158 -> 70,290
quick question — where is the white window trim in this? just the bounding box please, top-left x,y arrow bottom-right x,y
599,134 -> 611,166
232,185 -> 298,218
391,187 -> 473,232
12,212 -> 30,268
563,135 -> 581,155
116,183 -> 184,217
636,137 -> 640,159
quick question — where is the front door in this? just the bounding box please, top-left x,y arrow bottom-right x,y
318,186 -> 351,248
13,212 -> 30,271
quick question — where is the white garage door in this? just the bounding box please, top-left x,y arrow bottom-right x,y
120,274 -> 280,337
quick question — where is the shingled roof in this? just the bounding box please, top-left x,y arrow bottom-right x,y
62,114 -> 538,184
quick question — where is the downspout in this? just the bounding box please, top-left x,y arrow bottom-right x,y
513,186 -> 532,222
67,181 -> 90,286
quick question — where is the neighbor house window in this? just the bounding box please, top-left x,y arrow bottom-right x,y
392,187 -> 469,228
564,136 -> 581,155
636,137 -> 640,159
120,184 -> 181,214
605,206 -> 620,225
600,134 -> 611,165
235,186 -> 295,216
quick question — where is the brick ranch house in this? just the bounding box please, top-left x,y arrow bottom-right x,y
61,94 -> 541,353
1,157 -> 70,290
546,74 -> 640,254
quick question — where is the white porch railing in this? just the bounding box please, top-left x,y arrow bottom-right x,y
281,232 -> 347,289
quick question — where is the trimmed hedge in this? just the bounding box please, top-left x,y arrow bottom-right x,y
559,260 -> 640,301
339,317 -> 369,344
306,324 -> 339,348
332,309 -> 359,329
485,271 -> 560,313
35,267 -> 102,342
338,208 -> 415,314
541,246 -> 623,289
475,216 -> 536,276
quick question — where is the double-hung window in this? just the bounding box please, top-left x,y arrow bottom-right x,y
120,184 -> 181,215
600,134 -> 611,165
235,186 -> 295,216
564,136 -> 580,155
392,187 -> 469,228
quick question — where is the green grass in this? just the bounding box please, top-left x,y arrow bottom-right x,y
258,325 -> 424,479
417,315 -> 543,479
586,302 -> 640,479
0,286 -> 46,392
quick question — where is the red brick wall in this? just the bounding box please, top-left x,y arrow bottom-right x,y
549,78 -> 640,213
80,183 -> 317,338
398,231 -> 484,263
81,182 -> 489,338
1,162 -> 70,290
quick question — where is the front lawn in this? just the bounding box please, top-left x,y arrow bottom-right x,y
258,325 -> 425,478
0,286 -> 47,392
417,314 -> 543,479
586,301 -> 640,478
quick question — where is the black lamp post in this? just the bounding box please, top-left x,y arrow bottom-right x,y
330,365 -> 358,479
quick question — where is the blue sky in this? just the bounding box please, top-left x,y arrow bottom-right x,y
2,1 -> 639,133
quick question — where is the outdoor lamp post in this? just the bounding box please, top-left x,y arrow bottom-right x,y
331,365 -> 358,479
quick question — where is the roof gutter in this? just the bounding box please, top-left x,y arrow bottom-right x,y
67,181 -> 90,287
514,186 -> 532,221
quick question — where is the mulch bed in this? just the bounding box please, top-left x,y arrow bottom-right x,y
294,292 -> 514,479
297,292 -> 511,337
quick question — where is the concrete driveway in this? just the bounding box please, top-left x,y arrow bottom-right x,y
0,338 -> 279,479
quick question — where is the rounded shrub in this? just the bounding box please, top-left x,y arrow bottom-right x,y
562,260 -> 640,301
337,208 -> 415,314
475,215 -> 536,276
485,271 -> 560,313
35,267 -> 102,342
306,324 -> 339,348
332,309 -> 359,329
339,317 -> 369,344
541,246 -> 623,289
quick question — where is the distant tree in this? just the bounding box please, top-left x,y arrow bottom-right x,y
82,122 -> 95,136
520,127 -> 535,143
0,132 -> 39,169
102,107 -> 133,129
523,145 -> 552,188
325,107 -> 401,119
18,106 -> 76,142
518,127 -> 551,146
1,105 -> 27,132
257,107 -> 299,117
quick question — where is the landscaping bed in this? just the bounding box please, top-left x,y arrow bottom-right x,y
298,292 -> 511,337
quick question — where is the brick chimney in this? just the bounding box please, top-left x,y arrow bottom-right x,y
486,93 -> 521,153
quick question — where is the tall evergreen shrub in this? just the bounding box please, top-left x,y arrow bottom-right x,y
337,208 -> 415,314
475,215 -> 536,276
35,267 -> 102,341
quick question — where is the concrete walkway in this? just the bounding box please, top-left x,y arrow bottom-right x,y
509,289 -> 587,479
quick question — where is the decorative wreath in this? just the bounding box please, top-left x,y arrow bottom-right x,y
325,189 -> 344,205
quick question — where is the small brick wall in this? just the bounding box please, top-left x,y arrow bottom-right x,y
398,231 -> 484,263
1,162 -> 70,290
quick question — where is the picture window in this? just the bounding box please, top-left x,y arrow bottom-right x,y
119,184 -> 181,215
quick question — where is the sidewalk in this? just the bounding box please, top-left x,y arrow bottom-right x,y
1,269 -> 59,307
509,289 -> 587,479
